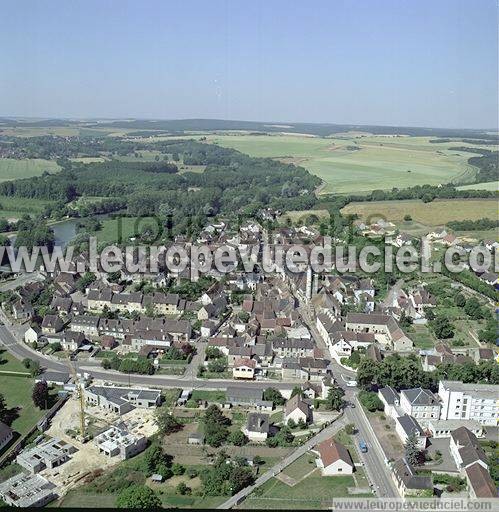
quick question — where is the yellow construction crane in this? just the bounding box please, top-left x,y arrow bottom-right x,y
66,357 -> 86,440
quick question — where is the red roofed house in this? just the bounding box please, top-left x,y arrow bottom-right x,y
232,358 -> 256,380
315,439 -> 354,475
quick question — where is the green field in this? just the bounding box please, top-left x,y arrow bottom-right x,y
0,195 -> 54,222
342,198 -> 498,227
0,351 -> 45,436
89,216 -> 159,244
457,181 -> 498,191
205,134 -> 483,194
0,158 -> 60,182
242,473 -> 368,509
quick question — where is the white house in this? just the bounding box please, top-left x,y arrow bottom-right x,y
395,415 -> 427,449
378,386 -> 401,420
24,326 -> 41,345
243,413 -> 270,442
315,439 -> 354,475
284,394 -> 312,426
400,388 -> 441,424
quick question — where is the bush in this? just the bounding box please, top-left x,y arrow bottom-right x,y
172,463 -> 185,475
358,390 -> 384,412
176,482 -> 191,495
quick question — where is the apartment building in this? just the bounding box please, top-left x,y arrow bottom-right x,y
438,380 -> 498,426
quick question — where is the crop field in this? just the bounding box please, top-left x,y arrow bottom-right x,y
341,198 -> 498,227
457,181 -> 498,191
0,158 -> 60,182
205,134 -> 484,194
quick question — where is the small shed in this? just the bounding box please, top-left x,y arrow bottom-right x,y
188,432 -> 205,445
151,474 -> 164,483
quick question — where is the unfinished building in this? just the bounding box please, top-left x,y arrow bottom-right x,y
0,473 -> 57,507
16,437 -> 77,474
94,425 -> 147,460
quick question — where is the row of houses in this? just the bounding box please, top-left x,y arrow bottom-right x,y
87,289 -> 186,316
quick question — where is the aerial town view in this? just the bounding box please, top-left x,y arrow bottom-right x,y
0,0 -> 497,510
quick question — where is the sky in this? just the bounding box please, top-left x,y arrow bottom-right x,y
0,0 -> 497,129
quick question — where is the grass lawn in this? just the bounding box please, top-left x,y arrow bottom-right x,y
242,472 -> 365,509
282,453 -> 316,480
341,198 -> 498,227
191,390 -> 226,403
206,134 -> 481,195
409,324 -> 436,350
90,216 -> 159,244
0,158 -> 60,182
0,374 -> 45,436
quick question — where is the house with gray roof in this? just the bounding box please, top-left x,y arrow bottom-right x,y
395,415 -> 427,449
392,458 -> 433,497
400,388 -> 441,424
243,413 -> 270,442
85,386 -> 161,415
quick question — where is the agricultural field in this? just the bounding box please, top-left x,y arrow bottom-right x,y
457,181 -> 498,191
280,209 -> 330,225
0,195 -> 54,222
341,198 -> 498,228
0,158 -> 60,182
205,133 -> 483,194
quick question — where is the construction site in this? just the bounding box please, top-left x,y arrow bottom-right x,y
0,360 -> 161,505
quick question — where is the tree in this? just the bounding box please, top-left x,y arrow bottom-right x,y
142,444 -> 172,477
464,298 -> 484,320
229,466 -> 255,494
176,482 -> 191,495
345,424 -> 356,435
155,408 -> 182,435
76,272 -> 96,292
262,388 -> 285,406
207,358 -> 227,373
172,463 -> 185,475
405,433 -> 424,466
116,484 -> 161,509
325,386 -> 345,411
0,393 -> 8,423
267,425 -> 294,447
403,214 -> 412,221
290,386 -> 303,399
431,316 -> 455,339
454,292 -> 466,308
228,430 -> 248,446
32,381 -> 49,409
22,358 -> 40,377
358,391 -> 383,412
205,347 -> 223,360
204,405 -> 230,447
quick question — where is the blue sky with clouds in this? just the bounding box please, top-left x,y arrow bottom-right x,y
1,0 -> 497,128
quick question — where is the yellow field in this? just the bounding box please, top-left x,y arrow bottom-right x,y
341,198 -> 498,226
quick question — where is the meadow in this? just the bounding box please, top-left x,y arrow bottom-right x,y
205,133 -> 486,194
0,158 -> 60,182
0,195 -> 54,221
341,198 -> 498,227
